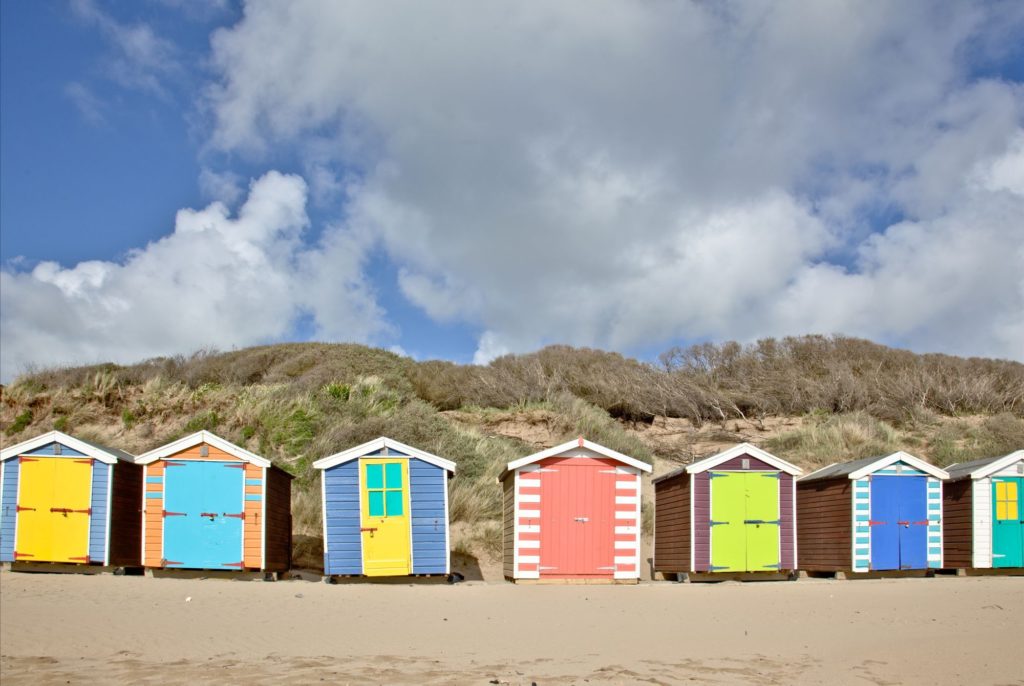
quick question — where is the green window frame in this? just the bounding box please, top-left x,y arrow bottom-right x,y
366,462 -> 404,517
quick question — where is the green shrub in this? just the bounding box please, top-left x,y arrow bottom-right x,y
5,410 -> 33,436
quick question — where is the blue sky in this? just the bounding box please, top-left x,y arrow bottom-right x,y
1,1 -> 1023,381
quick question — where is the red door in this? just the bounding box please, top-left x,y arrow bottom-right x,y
539,457 -> 616,577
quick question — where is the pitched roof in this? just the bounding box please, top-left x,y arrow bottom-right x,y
799,451 -> 948,482
134,430 -> 271,467
0,430 -> 134,465
499,437 -> 652,482
312,436 -> 456,472
945,450 -> 1024,481
653,442 -> 801,483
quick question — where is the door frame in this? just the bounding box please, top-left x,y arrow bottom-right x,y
708,470 -> 782,572
161,459 -> 246,569
357,457 -> 414,576
14,455 -> 94,563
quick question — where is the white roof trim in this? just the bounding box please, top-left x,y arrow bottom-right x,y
847,451 -> 949,480
312,437 -> 456,473
503,438 -> 653,476
967,450 -> 1024,480
686,443 -> 802,476
0,430 -> 128,465
134,431 -> 271,468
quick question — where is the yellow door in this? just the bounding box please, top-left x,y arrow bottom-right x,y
15,458 -> 92,563
360,459 -> 411,576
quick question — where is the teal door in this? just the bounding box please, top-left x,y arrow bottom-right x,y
163,461 -> 244,569
992,477 -> 1023,568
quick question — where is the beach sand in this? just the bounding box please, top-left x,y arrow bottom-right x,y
1,571 -> 1021,685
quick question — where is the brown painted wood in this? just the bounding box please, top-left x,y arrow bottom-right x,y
654,472 -> 690,573
108,461 -> 142,567
796,477 -> 852,571
263,466 -> 293,572
942,479 -> 973,569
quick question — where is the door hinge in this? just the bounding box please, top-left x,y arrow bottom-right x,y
222,512 -> 245,519
13,551 -> 34,559
69,556 -> 91,563
760,472 -> 782,479
867,520 -> 886,526
223,561 -> 246,568
709,565 -> 731,571
73,459 -> 95,465
18,457 -> 39,463
224,464 -> 247,469
709,520 -> 729,526
164,461 -> 187,467
15,505 -> 36,512
762,563 -> 781,569
162,510 -> 187,517
162,559 -> 183,566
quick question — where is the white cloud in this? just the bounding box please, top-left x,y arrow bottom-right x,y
64,82 -> 107,125
198,167 -> 244,205
0,172 -> 388,380
202,0 -> 1024,362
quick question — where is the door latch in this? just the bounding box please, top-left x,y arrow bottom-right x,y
574,517 -> 589,523
201,512 -> 219,520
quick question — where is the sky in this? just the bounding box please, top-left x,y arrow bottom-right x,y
1,0 -> 1023,382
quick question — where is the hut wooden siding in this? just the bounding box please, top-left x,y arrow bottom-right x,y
653,470 -> 690,572
797,452 -> 948,573
942,451 -> 1023,569
0,432 -> 141,567
315,438 -> 455,577
136,431 -> 292,572
653,444 -> 801,575
499,438 -> 652,582
795,477 -> 853,571
942,479 -> 973,569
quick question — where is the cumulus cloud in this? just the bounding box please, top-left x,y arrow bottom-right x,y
199,1 -> 1024,363
0,172 -> 387,380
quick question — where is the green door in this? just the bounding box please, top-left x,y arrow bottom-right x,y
745,473 -> 781,570
710,472 -> 781,572
710,473 -> 746,571
992,477 -> 1023,568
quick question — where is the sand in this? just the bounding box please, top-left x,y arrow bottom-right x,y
1,571 -> 1021,685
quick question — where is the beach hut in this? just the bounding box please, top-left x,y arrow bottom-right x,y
654,443 -> 801,577
135,431 -> 292,572
313,437 -> 455,577
498,437 -> 652,582
0,431 -> 141,568
943,450 -> 1023,570
797,452 -> 948,573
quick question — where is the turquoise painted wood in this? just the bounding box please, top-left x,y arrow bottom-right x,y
163,461 -> 243,569
992,477 -> 1023,568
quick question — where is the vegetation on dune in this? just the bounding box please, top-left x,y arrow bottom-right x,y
1,336 -> 1021,564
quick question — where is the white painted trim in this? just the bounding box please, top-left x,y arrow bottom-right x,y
407,460 -> 415,575
615,510 -> 637,520
260,467 -> 267,570
689,473 -> 695,573
685,443 -> 802,476
519,493 -> 541,503
312,436 -> 456,473
13,458 -> 23,556
356,459 -> 365,575
104,465 -> 113,566
512,470 -> 520,578
502,438 -> 652,477
443,465 -> 451,575
519,539 -> 540,548
615,495 -> 639,505
320,471 -> 329,573
140,465 -> 148,565
134,431 -> 271,467
239,465 -> 246,568
0,430 -> 131,465
519,509 -> 540,518
966,451 -> 1024,480
973,478 -> 993,568
614,540 -> 635,549
847,452 -> 949,481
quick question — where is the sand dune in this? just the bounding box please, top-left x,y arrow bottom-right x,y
1,572 -> 1021,685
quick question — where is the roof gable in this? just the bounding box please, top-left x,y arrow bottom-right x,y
313,437 -> 456,472
801,451 -> 948,482
946,450 -> 1024,481
685,443 -> 801,476
500,437 -> 652,482
134,431 -> 271,468
0,430 -> 133,465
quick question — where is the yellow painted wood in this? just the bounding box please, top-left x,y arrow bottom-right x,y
360,458 -> 411,576
15,458 -> 91,563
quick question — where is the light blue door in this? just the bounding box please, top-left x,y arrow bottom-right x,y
163,461 -> 244,569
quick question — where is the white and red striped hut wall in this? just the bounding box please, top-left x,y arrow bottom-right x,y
498,437 -> 652,583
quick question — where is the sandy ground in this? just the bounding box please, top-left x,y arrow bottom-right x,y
2,573 -> 1022,685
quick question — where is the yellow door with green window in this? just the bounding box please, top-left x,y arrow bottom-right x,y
360,459 -> 411,576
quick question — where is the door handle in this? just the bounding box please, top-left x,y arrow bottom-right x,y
201,512 -> 219,520
574,517 -> 589,523
360,527 -> 377,537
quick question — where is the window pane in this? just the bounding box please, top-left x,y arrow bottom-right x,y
385,462 -> 402,489
366,463 -> 384,489
997,501 -> 1007,520
385,490 -> 404,516
1009,502 -> 1019,520
368,490 -> 385,517
1008,482 -> 1018,500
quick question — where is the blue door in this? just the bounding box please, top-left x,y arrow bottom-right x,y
870,476 -> 900,570
163,461 -> 244,569
897,477 -> 928,569
871,476 -> 928,570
